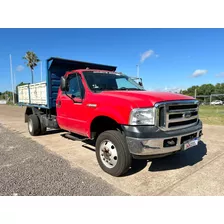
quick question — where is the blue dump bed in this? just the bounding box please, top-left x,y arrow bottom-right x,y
46,57 -> 117,109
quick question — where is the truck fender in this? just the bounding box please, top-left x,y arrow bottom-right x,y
87,107 -> 128,137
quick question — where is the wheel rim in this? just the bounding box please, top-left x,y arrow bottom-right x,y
99,139 -> 118,169
28,119 -> 33,133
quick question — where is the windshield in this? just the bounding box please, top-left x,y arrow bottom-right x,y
83,71 -> 145,92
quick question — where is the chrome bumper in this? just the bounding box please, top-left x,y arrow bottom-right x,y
126,129 -> 202,156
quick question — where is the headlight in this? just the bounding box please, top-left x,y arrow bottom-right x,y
129,108 -> 156,125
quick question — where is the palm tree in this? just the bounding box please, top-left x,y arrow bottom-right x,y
23,51 -> 40,83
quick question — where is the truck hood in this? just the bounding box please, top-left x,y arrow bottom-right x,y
100,91 -> 194,107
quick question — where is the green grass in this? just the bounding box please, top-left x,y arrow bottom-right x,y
199,105 -> 224,125
5,101 -> 18,106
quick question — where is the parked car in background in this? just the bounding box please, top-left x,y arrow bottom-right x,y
210,100 -> 223,105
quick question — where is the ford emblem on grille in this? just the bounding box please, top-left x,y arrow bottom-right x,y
184,112 -> 192,118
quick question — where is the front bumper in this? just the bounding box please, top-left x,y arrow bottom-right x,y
122,120 -> 203,157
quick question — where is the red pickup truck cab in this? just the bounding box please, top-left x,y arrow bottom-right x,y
21,58 -> 203,176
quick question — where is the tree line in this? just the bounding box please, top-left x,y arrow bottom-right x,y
0,82 -> 29,102
180,83 -> 224,102
180,83 -> 224,96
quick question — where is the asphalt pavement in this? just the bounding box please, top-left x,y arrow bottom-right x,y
0,124 -> 127,196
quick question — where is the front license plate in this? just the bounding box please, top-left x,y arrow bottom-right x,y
184,138 -> 199,150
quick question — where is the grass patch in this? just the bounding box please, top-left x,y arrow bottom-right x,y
199,105 -> 224,125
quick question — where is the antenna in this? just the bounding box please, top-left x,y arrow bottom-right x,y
136,64 -> 140,78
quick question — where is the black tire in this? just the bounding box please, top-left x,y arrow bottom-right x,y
95,130 -> 132,177
28,115 -> 41,136
40,122 -> 47,135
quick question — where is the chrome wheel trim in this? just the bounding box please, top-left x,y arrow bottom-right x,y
28,119 -> 33,133
99,139 -> 118,169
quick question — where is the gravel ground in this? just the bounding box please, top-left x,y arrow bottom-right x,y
0,125 -> 127,196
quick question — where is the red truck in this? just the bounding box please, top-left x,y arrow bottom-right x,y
18,57 -> 203,176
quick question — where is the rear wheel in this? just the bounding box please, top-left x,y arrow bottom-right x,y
28,115 -> 41,136
96,130 -> 132,177
40,122 -> 47,135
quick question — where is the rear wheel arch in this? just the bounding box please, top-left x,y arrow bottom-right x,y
25,107 -> 47,135
25,107 -> 41,122
25,107 -> 33,122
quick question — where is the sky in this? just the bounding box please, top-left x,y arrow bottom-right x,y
0,28 -> 224,92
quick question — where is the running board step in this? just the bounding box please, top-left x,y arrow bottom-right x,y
63,133 -> 89,141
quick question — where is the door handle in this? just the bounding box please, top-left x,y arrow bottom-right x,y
56,100 -> 61,107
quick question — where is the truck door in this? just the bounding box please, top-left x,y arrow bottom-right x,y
57,73 -> 87,136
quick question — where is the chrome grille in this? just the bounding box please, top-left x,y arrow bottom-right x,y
155,100 -> 199,131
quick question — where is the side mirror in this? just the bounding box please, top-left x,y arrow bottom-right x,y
138,81 -> 143,87
61,76 -> 68,91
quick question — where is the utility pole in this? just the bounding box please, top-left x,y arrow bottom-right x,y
40,61 -> 43,82
9,54 -> 15,104
194,88 -> 197,98
14,72 -> 16,91
136,64 -> 140,78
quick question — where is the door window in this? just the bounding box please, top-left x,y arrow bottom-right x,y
67,74 -> 85,98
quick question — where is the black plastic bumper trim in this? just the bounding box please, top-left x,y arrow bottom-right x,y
121,120 -> 202,139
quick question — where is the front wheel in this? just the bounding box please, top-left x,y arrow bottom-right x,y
95,130 -> 132,177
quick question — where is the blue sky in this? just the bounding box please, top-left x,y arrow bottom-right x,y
0,28 -> 224,92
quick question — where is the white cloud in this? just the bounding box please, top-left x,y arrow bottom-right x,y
16,65 -> 24,72
149,86 -> 182,93
140,49 -> 154,63
163,86 -> 182,93
191,69 -> 208,77
216,72 -> 224,77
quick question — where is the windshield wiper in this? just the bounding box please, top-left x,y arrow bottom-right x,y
92,87 -> 145,92
118,87 -> 144,91
92,87 -> 117,92
92,88 -> 104,92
